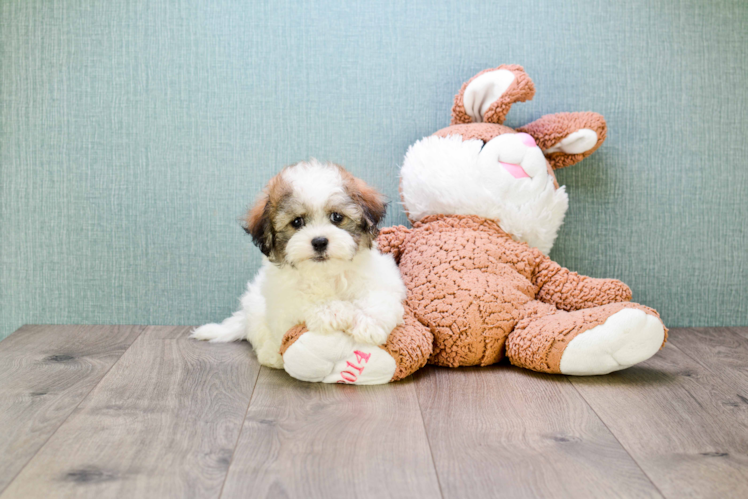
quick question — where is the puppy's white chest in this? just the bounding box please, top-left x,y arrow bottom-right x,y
297,270 -> 354,302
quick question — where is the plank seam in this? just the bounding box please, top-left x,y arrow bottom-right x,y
413,374 -> 446,499
0,325 -> 148,497
218,361 -> 264,499
566,375 -> 667,499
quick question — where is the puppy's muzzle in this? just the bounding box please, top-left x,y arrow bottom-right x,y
311,237 -> 328,254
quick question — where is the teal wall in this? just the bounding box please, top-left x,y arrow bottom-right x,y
2,0 -> 747,339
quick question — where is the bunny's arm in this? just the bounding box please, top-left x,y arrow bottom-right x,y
376,226 -> 411,264
531,255 -> 632,312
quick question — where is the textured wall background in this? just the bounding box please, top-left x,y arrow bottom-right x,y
2,0 -> 747,339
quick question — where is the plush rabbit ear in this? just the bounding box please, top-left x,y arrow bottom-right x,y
451,65 -> 535,126
518,112 -> 607,170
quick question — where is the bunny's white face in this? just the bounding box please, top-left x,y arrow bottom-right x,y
476,132 -> 551,205
400,133 -> 568,255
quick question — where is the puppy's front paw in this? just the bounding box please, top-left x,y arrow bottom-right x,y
350,315 -> 390,346
306,301 -> 356,333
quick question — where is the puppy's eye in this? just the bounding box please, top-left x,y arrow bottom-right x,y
330,212 -> 344,224
291,217 -> 304,229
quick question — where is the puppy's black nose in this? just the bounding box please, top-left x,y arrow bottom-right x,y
311,237 -> 328,253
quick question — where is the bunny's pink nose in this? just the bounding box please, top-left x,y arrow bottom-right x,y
517,132 -> 536,147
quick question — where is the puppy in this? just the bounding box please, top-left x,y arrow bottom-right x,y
191,160 -> 406,369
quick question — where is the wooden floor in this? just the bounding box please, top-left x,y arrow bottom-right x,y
0,325 -> 747,498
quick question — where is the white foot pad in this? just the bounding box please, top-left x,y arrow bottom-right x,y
560,309 -> 665,376
282,331 -> 396,385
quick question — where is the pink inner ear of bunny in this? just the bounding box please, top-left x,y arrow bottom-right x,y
518,112 -> 607,170
451,64 -> 536,126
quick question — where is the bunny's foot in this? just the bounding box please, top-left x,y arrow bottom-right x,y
281,328 -> 397,385
280,306 -> 433,385
507,302 -> 667,376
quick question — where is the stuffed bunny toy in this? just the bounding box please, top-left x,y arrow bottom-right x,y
280,65 -> 667,384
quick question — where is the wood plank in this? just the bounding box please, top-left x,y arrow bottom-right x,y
669,327 -> 748,394
730,327 -> 748,341
570,342 -> 748,498
414,364 -> 660,498
2,326 -> 260,498
0,325 -> 144,494
221,367 -> 442,499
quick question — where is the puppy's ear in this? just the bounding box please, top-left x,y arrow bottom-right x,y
352,178 -> 387,236
242,194 -> 273,256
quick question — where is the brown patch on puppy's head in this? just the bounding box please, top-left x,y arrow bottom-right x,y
242,172 -> 291,262
336,164 -> 387,246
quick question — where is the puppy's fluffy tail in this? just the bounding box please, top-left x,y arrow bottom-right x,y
191,308 -> 247,343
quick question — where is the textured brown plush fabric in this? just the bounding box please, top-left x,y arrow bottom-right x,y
451,64 -> 536,125
518,112 -> 608,170
382,215 -> 537,367
532,258 -> 632,311
381,305 -> 435,381
377,215 -> 666,372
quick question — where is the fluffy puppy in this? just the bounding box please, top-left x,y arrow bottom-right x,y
191,160 -> 406,369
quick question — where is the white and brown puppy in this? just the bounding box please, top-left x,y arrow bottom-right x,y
191,160 -> 406,379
